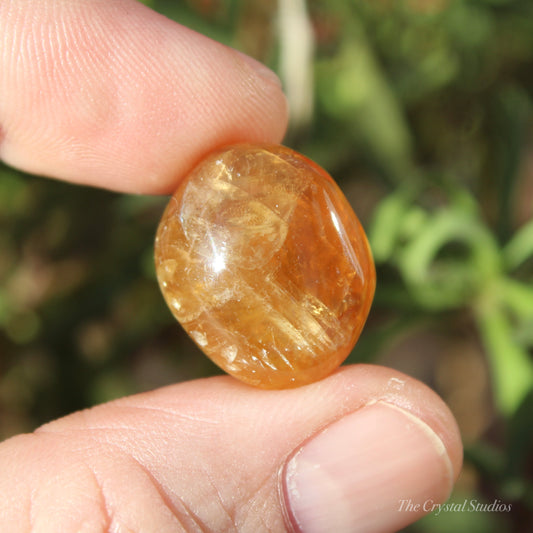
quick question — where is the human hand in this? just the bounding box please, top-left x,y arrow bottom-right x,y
0,1 -> 462,532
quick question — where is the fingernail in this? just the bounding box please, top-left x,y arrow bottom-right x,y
283,401 -> 454,533
235,50 -> 282,89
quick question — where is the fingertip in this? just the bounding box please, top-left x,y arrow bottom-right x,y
340,364 -> 464,482
0,0 -> 288,194
281,366 -> 463,533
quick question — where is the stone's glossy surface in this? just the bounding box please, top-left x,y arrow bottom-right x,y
155,144 -> 375,389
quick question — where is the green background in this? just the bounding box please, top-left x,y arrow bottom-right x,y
1,0 -> 532,531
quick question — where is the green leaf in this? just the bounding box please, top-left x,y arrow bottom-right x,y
475,303 -> 533,415
397,209 -> 500,309
316,22 -> 415,183
498,277 -> 533,318
369,192 -> 412,262
503,218 -> 533,271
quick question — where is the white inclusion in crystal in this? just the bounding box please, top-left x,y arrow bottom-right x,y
277,350 -> 294,369
190,330 -> 208,347
164,259 -> 176,274
223,345 -> 238,363
207,231 -> 226,274
262,357 -> 278,370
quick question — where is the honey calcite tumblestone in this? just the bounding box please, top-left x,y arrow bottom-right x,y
155,144 -> 375,389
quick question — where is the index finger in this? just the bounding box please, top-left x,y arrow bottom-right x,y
0,0 -> 288,194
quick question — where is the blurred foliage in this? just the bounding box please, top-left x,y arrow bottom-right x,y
1,0 -> 533,531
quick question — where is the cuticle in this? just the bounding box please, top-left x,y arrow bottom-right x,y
278,453 -> 304,533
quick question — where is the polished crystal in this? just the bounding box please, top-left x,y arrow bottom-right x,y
155,144 -> 375,388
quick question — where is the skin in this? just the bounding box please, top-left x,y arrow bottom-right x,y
0,1 -> 463,532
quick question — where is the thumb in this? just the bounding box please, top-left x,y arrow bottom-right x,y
0,365 -> 462,532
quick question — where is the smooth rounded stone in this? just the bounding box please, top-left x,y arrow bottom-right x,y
155,144 -> 375,389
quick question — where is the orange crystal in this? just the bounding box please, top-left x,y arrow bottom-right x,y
155,144 -> 375,389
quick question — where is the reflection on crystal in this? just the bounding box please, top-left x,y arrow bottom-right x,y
210,251 -> 226,274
